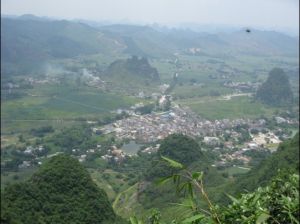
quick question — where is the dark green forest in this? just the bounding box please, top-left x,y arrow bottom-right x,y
1,155 -> 124,224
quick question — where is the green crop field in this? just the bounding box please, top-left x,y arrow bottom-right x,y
221,166 -> 251,176
1,84 -> 139,133
172,83 -> 234,99
176,95 -> 280,120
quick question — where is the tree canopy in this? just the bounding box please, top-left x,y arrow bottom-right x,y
1,154 -> 121,224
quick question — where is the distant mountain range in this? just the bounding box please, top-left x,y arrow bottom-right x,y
1,15 -> 299,76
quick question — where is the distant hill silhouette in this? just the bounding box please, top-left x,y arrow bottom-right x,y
104,56 -> 160,84
1,154 -> 123,224
256,68 -> 293,106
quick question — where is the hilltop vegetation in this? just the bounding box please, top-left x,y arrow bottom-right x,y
145,134 -> 203,180
256,68 -> 293,106
1,154 -> 123,224
104,56 -> 160,85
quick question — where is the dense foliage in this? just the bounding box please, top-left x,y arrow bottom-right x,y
158,134 -> 203,165
256,68 -> 293,106
137,134 -> 227,213
145,134 -> 203,180
131,158 -> 299,224
1,154 -> 122,224
220,172 -> 299,224
50,125 -> 92,150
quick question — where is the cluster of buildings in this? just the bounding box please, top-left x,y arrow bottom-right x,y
251,132 -> 281,145
274,116 -> 298,125
99,105 -> 267,144
25,77 -> 60,85
217,150 -> 251,166
101,146 -> 135,164
141,144 -> 160,154
23,145 -> 46,155
223,81 -> 260,92
100,106 -> 199,143
16,145 -> 46,169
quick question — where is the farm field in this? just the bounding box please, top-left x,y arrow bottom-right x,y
1,85 -> 139,133
176,95 -> 281,120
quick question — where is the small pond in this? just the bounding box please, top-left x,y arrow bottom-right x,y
121,141 -> 143,155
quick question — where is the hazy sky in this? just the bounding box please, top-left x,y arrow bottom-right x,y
2,0 -> 299,33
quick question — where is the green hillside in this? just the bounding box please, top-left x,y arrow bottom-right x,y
1,17 -> 125,75
103,56 -> 160,87
1,154 -> 124,224
256,67 -> 294,106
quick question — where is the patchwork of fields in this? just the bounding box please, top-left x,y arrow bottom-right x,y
1,85 -> 138,133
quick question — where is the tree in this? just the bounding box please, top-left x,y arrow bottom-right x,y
145,134 -> 203,180
18,134 -> 24,142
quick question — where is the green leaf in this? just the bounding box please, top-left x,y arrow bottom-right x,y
256,213 -> 270,224
130,216 -> 139,224
226,193 -> 239,203
161,156 -> 184,169
182,214 -> 205,223
170,198 -> 195,208
173,174 -> 180,184
156,175 -> 174,185
176,182 -> 189,194
192,172 -> 203,181
290,214 -> 300,224
187,182 -> 194,198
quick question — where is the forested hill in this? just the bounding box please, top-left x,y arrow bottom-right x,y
256,67 -> 294,106
104,56 -> 160,84
1,154 -> 124,224
1,17 -> 126,75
